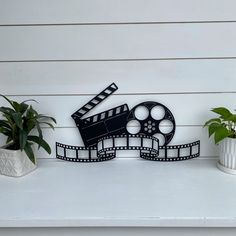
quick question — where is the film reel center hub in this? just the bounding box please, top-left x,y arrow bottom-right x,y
56,83 -> 200,162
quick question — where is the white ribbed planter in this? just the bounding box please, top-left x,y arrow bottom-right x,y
0,145 -> 37,177
217,138 -> 236,175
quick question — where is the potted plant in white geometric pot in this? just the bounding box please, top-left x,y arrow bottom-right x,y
204,107 -> 236,175
0,95 -> 56,177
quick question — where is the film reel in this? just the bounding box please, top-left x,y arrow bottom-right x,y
126,101 -> 176,146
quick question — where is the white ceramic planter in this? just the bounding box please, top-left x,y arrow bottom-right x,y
0,146 -> 37,177
217,138 -> 236,175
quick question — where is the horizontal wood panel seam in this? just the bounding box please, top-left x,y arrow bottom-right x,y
5,92 -> 236,97
2,57 -> 236,63
1,20 -> 236,27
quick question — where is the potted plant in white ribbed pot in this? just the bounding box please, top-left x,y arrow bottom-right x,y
204,107 -> 236,175
0,95 -> 56,177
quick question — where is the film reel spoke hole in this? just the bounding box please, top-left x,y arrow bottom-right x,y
151,105 -> 165,120
134,106 -> 149,120
126,120 -> 141,134
159,120 -> 174,134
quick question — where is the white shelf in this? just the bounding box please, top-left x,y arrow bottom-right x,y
0,158 -> 236,228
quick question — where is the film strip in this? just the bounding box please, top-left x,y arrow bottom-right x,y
56,134 -> 159,162
56,83 -> 200,162
56,136 -> 200,162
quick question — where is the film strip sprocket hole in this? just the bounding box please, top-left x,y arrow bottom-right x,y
56,83 -> 200,162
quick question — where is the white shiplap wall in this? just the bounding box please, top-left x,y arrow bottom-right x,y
1,0 -> 236,159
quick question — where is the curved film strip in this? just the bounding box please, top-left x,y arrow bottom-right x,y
56,135 -> 200,162
56,134 -> 159,162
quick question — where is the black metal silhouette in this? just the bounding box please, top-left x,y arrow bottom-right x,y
56,83 -> 200,162
71,83 -> 130,147
126,101 -> 176,146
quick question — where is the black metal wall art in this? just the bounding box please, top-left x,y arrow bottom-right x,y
56,83 -> 200,162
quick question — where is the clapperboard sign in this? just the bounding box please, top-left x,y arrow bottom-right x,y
56,83 -> 200,162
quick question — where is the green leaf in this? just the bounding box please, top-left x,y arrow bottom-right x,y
25,119 -> 36,133
12,101 -> 21,112
0,95 -> 15,109
38,115 -> 57,124
24,142 -> 35,164
36,122 -> 43,140
22,99 -> 37,104
0,120 -> 11,129
211,107 -> 232,119
28,135 -> 51,154
2,112 -> 14,125
0,126 -> 12,137
29,106 -> 38,116
0,106 -> 15,115
208,122 -> 221,137
226,114 -> 236,123
19,102 -> 29,114
12,112 -> 23,129
26,105 -> 35,119
19,130 -> 27,150
214,126 -> 230,144
204,118 -> 221,127
49,117 -> 57,124
38,121 -> 55,130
